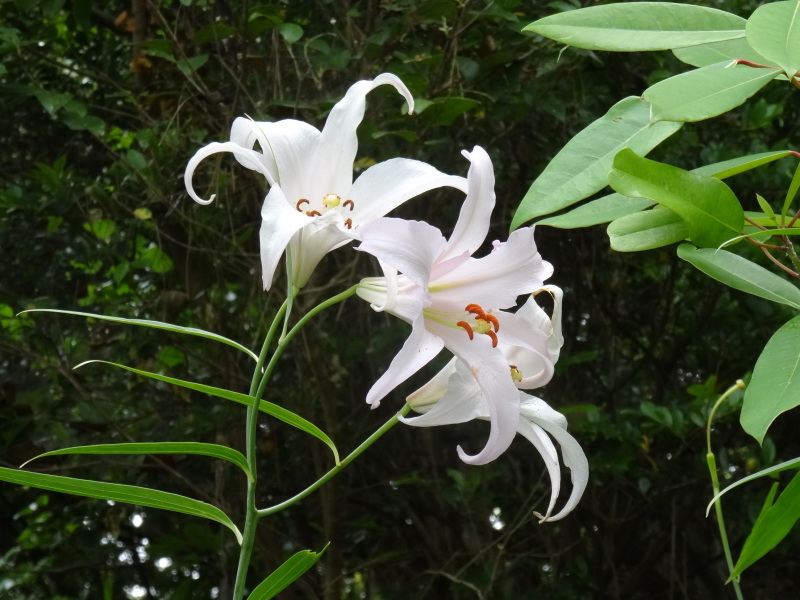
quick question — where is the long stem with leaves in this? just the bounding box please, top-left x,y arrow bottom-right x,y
706,380 -> 746,600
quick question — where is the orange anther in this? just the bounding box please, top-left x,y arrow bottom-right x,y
487,330 -> 498,348
343,199 -> 355,210
296,199 -> 309,211
306,210 -> 322,217
465,303 -> 486,318
456,321 -> 474,340
344,218 -> 353,229
484,313 -> 499,332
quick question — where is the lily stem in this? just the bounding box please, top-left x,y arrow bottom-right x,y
258,404 -> 412,517
705,380 -> 746,600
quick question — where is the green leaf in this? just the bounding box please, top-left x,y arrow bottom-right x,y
279,23 -> 303,44
781,162 -> 800,222
0,466 -> 242,544
609,149 -> 744,247
673,37 -> 773,69
741,314 -> 800,443
692,150 -> 797,179
21,309 -> 259,362
21,442 -> 253,482
536,193 -> 654,229
511,97 -> 682,229
643,63 -> 781,123
524,3 -> 745,51
731,470 -> 800,578
78,360 -> 340,465
84,219 -> 117,241
419,97 -> 481,126
607,205 -> 689,252
677,244 -> 800,309
706,456 -> 800,516
176,54 -> 210,77
746,0 -> 800,77
247,545 -> 328,600
192,21 -> 237,45
33,89 -> 73,115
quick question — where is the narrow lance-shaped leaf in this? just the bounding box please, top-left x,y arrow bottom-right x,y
22,309 -> 258,362
22,442 -> 253,482
247,545 -> 329,600
643,63 -> 781,123
746,0 -> 800,78
510,96 -> 681,229
677,244 -> 800,310
0,467 -> 242,544
609,148 -> 744,248
77,360 -> 340,465
731,471 -> 800,579
524,3 -> 745,51
741,314 -> 800,443
706,456 -> 800,516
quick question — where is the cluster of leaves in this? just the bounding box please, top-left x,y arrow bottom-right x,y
2,0 -> 800,599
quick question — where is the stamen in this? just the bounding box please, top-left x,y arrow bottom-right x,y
487,331 -> 498,348
306,210 -> 322,217
343,199 -> 355,211
465,303 -> 486,318
322,193 -> 341,208
344,218 -> 353,229
483,313 -> 500,332
296,199 -> 309,211
456,321 -> 474,339
510,365 -> 523,382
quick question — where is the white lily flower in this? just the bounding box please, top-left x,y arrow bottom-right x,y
185,73 -> 467,290
356,146 -> 554,465
403,288 -> 589,522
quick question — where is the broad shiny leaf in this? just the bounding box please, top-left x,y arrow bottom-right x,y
0,467 -> 242,544
536,194 -> 654,229
607,206 -> 688,252
673,37 -> 773,68
741,314 -> 800,443
746,0 -> 800,77
524,3 -> 744,51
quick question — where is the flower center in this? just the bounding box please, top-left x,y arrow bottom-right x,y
456,303 -> 499,347
295,194 -> 356,227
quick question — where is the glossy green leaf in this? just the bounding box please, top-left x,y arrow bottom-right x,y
21,309 -> 258,362
673,37 -> 773,68
524,3 -> 744,51
511,97 -> 681,229
610,149 -> 744,247
644,63 -> 781,123
692,150 -> 797,179
0,467 -> 242,544
706,456 -> 800,516
77,360 -> 340,464
536,193 -> 654,229
741,314 -> 800,443
607,206 -> 688,252
247,545 -> 328,600
781,162 -> 800,222
21,442 -> 252,482
677,244 -> 800,309
731,470 -> 800,578
745,1 -> 800,77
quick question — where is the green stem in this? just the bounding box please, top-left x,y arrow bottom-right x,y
706,380 -> 746,600
258,404 -> 412,518
232,297 -> 290,600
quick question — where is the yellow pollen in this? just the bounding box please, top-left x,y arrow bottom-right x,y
322,193 -> 341,208
473,318 -> 492,335
510,365 -> 523,382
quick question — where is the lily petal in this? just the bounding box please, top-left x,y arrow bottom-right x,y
185,141 -> 275,204
350,158 -> 467,224
259,185 -> 313,289
288,214 -> 352,288
402,359 -> 482,426
516,418 -> 563,520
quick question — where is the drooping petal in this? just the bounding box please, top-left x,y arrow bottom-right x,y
349,158 -> 467,224
365,313 -> 445,408
310,74 -> 414,198
440,146 -> 496,261
403,359 -> 484,425
229,117 -> 278,176
521,396 -> 589,522
432,228 -> 553,310
185,141 -> 276,205
259,185 -> 313,290
515,418 -> 563,521
287,213 -> 352,288
357,218 -> 447,290
430,323 -> 521,465
496,309 -> 555,390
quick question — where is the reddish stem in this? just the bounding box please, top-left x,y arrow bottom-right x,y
761,246 -> 800,279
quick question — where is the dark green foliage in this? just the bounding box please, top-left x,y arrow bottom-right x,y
2,1 -> 799,599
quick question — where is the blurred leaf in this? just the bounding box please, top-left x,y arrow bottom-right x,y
247,545 -> 328,600
419,97 -> 480,126
177,54 -> 210,77
644,63 -> 780,123
609,149 -> 743,248
84,219 -> 117,241
677,244 -> 800,310
193,21 -> 237,45
279,23 -> 303,43
0,467 -> 243,544
524,3 -> 745,51
511,97 -> 681,228
745,1 -> 800,77
22,442 -> 253,482
741,314 -> 800,443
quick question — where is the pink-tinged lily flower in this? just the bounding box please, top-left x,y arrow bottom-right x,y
184,73 -> 466,290
355,146 -> 553,465
403,288 -> 589,522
